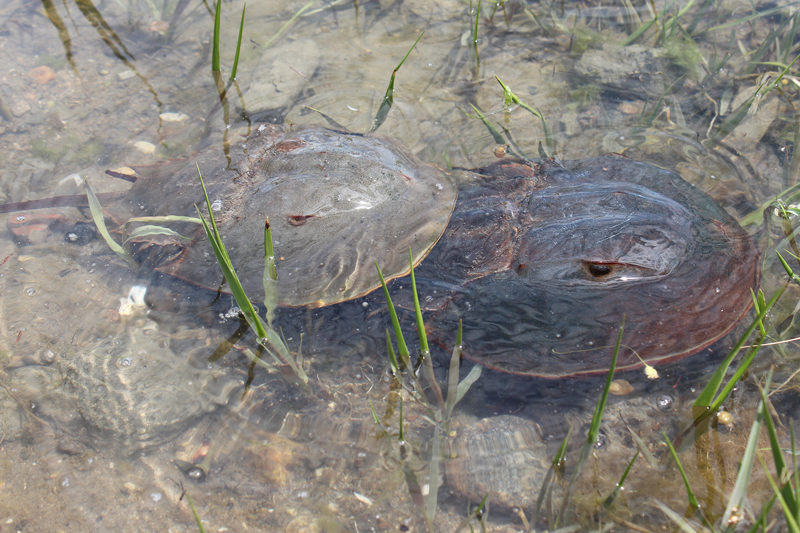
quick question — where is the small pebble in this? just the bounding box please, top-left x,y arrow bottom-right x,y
133,140 -> 156,154
29,65 -> 56,84
608,379 -> 634,396
160,112 -> 189,122
108,166 -> 137,178
149,20 -> 169,34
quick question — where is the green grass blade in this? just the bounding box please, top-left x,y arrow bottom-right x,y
779,251 -> 800,284
84,179 -> 137,269
195,167 -> 305,383
408,250 -> 429,357
229,2 -> 246,81
664,432 -> 703,514
761,455 -> 800,533
126,215 -> 202,225
445,321 -> 481,418
472,0 -> 481,45
758,373 -> 798,518
556,320 -> 623,525
369,31 -> 423,134
622,14 -> 659,46
722,380 -> 767,526
398,394 -> 404,441
495,76 -> 554,156
262,217 -> 278,328
469,103 -> 505,145
183,491 -> 207,533
385,329 -> 400,373
652,499 -> 700,533
538,424 -> 571,521
702,3 -> 799,34
123,225 -> 190,243
262,0 -> 313,49
212,0 -> 221,72
693,286 -> 784,409
376,262 -> 410,366
603,450 -> 639,509
587,318 -> 624,445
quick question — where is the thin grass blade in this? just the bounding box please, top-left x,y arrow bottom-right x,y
385,329 -> 400,373
602,450 -> 639,509
721,383 -> 765,526
758,373 -> 799,518
693,286 -> 784,409
587,318 -> 624,445
663,432 -> 702,513
369,31 -> 423,133
469,103 -> 505,144
262,217 -> 278,328
652,499 -> 701,533
408,250 -> 429,357
212,0 -> 221,72
84,179 -> 137,269
126,215 -> 202,224
495,76 -> 554,155
760,455 -> 800,533
184,491 -> 208,533
229,2 -> 246,81
445,321 -> 481,418
123,224 -> 190,243
262,0 -> 314,49
376,262 -> 410,366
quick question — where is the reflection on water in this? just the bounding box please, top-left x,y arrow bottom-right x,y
0,0 -> 799,530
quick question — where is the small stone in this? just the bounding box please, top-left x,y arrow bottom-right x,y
618,100 -> 644,115
608,379 -> 634,396
149,20 -> 169,34
29,65 -> 56,84
10,99 -> 30,117
159,112 -> 189,122
133,140 -> 156,154
108,166 -> 137,178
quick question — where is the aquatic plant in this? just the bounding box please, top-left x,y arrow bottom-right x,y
195,167 -> 307,385
376,252 -> 481,531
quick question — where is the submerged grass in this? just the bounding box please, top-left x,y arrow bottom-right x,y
376,252 -> 481,531
369,32 -> 424,134
195,166 -> 307,385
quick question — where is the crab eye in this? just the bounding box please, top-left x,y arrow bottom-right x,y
586,262 -> 612,277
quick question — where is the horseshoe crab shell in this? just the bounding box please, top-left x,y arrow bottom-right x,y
126,127 -> 457,307
420,155 -> 759,378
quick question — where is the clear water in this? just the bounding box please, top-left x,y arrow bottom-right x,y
0,0 -> 798,530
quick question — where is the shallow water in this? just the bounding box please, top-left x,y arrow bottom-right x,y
0,0 -> 799,530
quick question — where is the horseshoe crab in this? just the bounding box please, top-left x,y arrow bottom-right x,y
415,155 -> 759,378
3,126 -> 457,308
123,126 -> 457,307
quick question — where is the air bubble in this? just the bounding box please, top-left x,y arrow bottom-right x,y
656,394 -> 673,410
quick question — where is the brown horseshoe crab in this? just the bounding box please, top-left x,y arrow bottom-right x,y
414,155 -> 760,378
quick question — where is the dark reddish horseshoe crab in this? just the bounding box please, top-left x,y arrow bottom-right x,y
3,128 -> 759,378
413,155 -> 760,378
